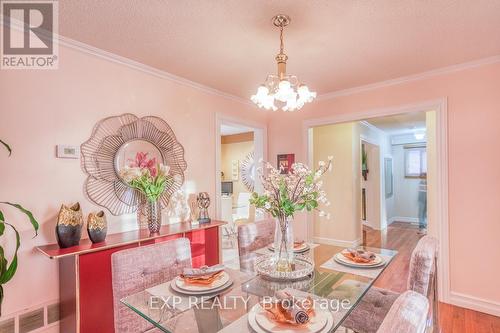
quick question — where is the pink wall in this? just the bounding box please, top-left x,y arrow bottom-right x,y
0,45 -> 265,316
268,61 -> 500,308
1,40 -> 499,317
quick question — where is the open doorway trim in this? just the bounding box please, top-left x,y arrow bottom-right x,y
215,114 -> 267,264
302,98 -> 449,304
214,113 -> 268,218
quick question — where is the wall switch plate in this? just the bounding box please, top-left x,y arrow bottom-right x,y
56,145 -> 80,159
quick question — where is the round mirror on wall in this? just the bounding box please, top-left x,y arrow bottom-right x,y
114,140 -> 164,182
241,151 -> 255,192
81,114 -> 187,215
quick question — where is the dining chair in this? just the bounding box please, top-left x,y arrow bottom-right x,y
341,235 -> 438,333
237,218 -> 275,256
236,218 -> 275,272
232,192 -> 252,221
111,238 -> 192,333
376,290 -> 429,333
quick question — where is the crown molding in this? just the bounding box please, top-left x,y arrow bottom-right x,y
56,35 -> 251,106
54,34 -> 500,104
359,120 -> 386,135
318,55 -> 500,101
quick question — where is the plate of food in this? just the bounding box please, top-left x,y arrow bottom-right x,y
334,248 -> 385,268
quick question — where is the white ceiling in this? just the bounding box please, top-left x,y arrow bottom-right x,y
59,1 -> 500,98
220,124 -> 254,136
365,112 -> 426,135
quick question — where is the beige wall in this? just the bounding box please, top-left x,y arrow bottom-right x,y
312,123 -> 361,245
220,139 -> 254,202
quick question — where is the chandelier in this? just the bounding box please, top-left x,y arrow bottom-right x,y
251,14 -> 316,112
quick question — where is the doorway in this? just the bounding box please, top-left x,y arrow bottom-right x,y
304,99 -> 449,302
215,115 -> 266,265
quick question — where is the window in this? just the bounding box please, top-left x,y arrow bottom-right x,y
404,147 -> 427,178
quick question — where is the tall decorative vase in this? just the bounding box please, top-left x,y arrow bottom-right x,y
273,217 -> 294,272
144,200 -> 162,233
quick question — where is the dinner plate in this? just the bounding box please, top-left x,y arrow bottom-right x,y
248,303 -> 334,333
170,278 -> 233,296
174,271 -> 230,292
333,252 -> 385,268
268,243 -> 310,253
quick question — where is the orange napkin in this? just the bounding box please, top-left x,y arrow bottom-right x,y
180,271 -> 223,285
294,241 -> 305,249
261,290 -> 314,325
342,248 -> 376,263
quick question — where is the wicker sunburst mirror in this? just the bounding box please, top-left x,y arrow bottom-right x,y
240,151 -> 255,192
81,114 -> 187,215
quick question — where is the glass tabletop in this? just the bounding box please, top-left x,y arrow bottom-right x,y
121,244 -> 397,333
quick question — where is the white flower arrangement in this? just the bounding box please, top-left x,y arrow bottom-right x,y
250,157 -> 333,224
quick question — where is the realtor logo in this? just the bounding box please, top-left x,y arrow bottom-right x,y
1,0 -> 58,69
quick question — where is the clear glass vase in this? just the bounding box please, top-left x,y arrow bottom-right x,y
273,217 -> 294,272
137,200 -> 162,233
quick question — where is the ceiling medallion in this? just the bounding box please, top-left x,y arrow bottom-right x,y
251,14 -> 316,112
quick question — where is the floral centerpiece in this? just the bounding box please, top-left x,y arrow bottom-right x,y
250,157 -> 332,272
120,152 -> 172,233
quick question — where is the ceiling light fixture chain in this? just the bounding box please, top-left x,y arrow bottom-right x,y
251,14 -> 316,112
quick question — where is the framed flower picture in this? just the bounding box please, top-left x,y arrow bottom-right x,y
277,153 -> 295,174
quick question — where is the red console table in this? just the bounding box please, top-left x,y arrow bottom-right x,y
36,220 -> 225,333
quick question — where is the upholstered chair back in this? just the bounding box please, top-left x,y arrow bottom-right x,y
407,235 -> 438,296
237,218 -> 275,257
111,238 -> 192,333
377,290 -> 429,333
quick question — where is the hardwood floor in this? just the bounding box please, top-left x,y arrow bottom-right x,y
363,222 -> 500,333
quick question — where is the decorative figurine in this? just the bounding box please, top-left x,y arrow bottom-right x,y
197,192 -> 211,224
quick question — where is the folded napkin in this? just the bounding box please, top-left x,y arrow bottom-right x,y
261,290 -> 314,325
182,264 -> 225,277
293,240 -> 305,249
342,248 -> 376,263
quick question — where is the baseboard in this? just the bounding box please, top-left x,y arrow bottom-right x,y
313,236 -> 362,248
388,216 -> 420,224
448,291 -> 500,317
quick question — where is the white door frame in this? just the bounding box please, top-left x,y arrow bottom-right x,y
302,98 -> 449,303
214,114 -> 268,220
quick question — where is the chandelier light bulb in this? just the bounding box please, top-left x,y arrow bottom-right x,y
251,14 -> 316,112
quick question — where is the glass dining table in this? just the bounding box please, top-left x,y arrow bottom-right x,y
121,244 -> 397,333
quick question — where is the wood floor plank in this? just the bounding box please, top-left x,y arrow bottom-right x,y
363,222 -> 500,333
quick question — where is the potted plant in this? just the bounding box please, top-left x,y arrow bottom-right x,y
250,157 -> 332,272
0,140 -> 39,315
